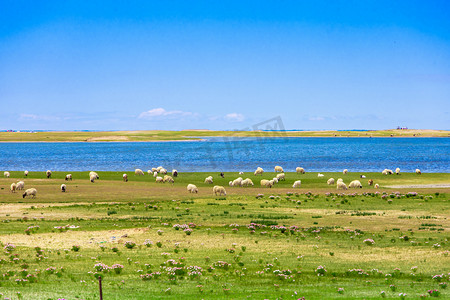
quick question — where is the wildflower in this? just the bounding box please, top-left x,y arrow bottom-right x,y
124,241 -> 136,249
337,287 -> 344,294
363,239 -> 375,246
315,265 -> 327,276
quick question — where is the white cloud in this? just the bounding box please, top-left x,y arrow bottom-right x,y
138,108 -> 194,120
19,114 -> 60,121
224,113 -> 245,122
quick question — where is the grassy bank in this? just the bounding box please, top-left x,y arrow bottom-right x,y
0,129 -> 448,142
0,171 -> 448,299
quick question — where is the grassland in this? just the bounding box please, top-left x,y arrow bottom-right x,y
0,129 -> 448,142
0,171 -> 449,299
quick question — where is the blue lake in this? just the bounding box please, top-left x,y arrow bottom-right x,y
0,137 -> 449,172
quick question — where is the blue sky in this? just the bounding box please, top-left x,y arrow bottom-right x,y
0,1 -> 449,130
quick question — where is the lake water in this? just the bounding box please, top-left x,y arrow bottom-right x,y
0,137 -> 449,172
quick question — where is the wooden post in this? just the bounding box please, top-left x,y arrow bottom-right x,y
99,276 -> 103,300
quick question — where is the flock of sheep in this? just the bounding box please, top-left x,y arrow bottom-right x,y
3,166 -> 422,199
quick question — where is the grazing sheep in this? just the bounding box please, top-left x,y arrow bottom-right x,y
16,181 -> 25,190
153,171 -> 158,177
337,178 -> 343,183
360,175 -> 366,178
156,166 -> 163,172
349,180 -> 362,188
382,169 -> 393,175
231,177 -> 243,187
220,172 -> 225,178
260,179 -> 274,188
213,185 -> 226,196
204,176 -> 213,184
415,169 -> 421,175
327,178 -> 335,185
242,178 -> 254,187
374,183 -> 379,189
65,174 -> 72,181
159,168 -> 167,175
61,184 -> 66,192
172,169 -> 178,177
368,179 -> 374,186
274,166 -> 284,172
155,176 -> 163,183
4,171 -> 10,178
151,168 -> 158,173
123,174 -> 128,182
272,177 -> 278,183
239,171 -> 244,175
90,174 -> 97,183
337,181 -> 348,190
10,183 -> 16,193
187,184 -> 198,193
46,170 -> 52,178
296,167 -> 305,174
24,170 -> 28,177
292,180 -> 301,188
135,169 -> 144,176
254,167 -> 264,176
163,175 -> 174,183
147,170 -> 152,175
276,173 -> 285,181
395,168 -> 400,175
343,169 -> 348,174
22,188 -> 37,198
318,173 -> 324,178
89,171 -> 99,179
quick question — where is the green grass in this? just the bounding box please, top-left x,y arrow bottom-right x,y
0,171 -> 448,299
0,128 -> 449,142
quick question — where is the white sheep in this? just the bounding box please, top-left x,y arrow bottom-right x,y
349,180 -> 362,188
159,168 -> 168,175
395,168 -> 400,175
272,177 -> 278,183
22,188 -> 37,198
135,169 -> 144,176
337,178 -> 343,183
187,184 -> 198,193
16,181 -> 25,190
65,174 -> 72,181
123,174 -> 128,182
155,176 -> 163,183
360,175 -> 366,179
292,180 -> 301,188
151,167 -> 158,173
260,179 -> 274,188
239,171 -> 244,175
296,167 -> 305,174
46,170 -> 52,178
254,167 -> 264,176
337,181 -> 347,190
374,183 -> 379,189
147,170 -> 152,175
242,178 -> 254,187
415,169 -> 421,175
327,178 -> 335,185
230,177 -> 243,187
90,174 -> 97,183
156,166 -> 163,173
382,169 -> 393,175
343,169 -> 348,174
4,171 -> 10,178
276,173 -> 285,181
172,169 -> 178,177
24,170 -> 28,177
318,173 -> 324,178
163,175 -> 174,183
274,166 -> 284,172
153,171 -> 158,177
61,184 -> 66,192
10,183 -> 16,193
204,176 -> 213,184
89,171 -> 99,179
213,185 -> 226,196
